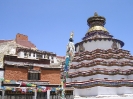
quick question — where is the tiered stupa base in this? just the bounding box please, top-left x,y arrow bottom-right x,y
74,95 -> 133,99
65,13 -> 133,98
74,86 -> 133,97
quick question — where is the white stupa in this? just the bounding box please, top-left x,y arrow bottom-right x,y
66,12 -> 133,98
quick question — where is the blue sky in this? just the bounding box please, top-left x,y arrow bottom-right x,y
0,0 -> 133,56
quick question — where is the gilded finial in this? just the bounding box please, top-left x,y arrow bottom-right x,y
70,31 -> 74,38
94,12 -> 98,16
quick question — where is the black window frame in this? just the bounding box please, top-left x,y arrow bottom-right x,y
36,54 -> 42,59
24,52 -> 27,56
33,53 -> 35,57
29,52 -> 31,56
28,73 -> 40,80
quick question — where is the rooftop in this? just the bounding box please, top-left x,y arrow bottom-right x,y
0,33 -> 36,49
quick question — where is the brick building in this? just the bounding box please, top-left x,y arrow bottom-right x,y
0,33 -> 65,99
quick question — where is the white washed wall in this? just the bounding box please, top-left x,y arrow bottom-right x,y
54,57 -> 58,63
72,38 -> 132,97
74,87 -> 98,97
18,51 -> 24,58
18,51 -> 37,59
76,40 -> 121,52
0,71 -> 4,78
0,71 -> 4,88
0,41 -> 16,68
18,51 -> 61,66
30,53 -> 36,59
67,74 -> 133,82
0,43 -> 7,68
67,75 -> 99,82
97,86 -> 133,95
74,86 -> 133,97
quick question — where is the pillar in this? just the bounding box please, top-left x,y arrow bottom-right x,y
2,90 -> 5,99
34,88 -> 37,99
47,90 -> 50,99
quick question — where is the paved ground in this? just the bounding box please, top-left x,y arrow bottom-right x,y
74,97 -> 133,99
75,97 -> 133,99
74,95 -> 133,99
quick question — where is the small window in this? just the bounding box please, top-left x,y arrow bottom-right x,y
33,53 -> 35,57
24,52 -> 27,56
29,66 -> 33,70
36,54 -> 42,59
29,53 -> 31,56
51,60 -> 54,63
28,73 -> 40,80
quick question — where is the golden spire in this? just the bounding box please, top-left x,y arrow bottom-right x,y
87,12 -> 108,33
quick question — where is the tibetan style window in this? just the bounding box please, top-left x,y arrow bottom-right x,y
28,73 -> 40,80
36,54 -> 42,59
29,66 -> 33,70
29,52 -> 31,56
51,56 -> 54,59
24,52 -> 27,56
33,53 -> 35,57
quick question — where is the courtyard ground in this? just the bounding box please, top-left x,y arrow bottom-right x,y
74,95 -> 133,99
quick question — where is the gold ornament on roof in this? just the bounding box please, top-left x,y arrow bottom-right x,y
94,12 -> 98,16
88,26 -> 108,32
70,31 -> 74,38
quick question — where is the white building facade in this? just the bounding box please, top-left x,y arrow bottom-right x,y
0,33 -> 62,69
